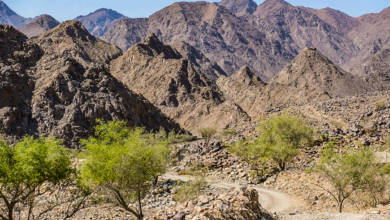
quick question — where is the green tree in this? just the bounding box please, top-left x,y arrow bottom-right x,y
0,137 -> 77,220
314,142 -> 388,212
79,121 -> 170,220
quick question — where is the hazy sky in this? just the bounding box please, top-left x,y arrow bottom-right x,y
4,0 -> 390,21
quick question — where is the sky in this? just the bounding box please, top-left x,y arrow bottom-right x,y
3,0 -> 390,21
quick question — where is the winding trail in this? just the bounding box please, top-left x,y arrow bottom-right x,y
162,173 -> 302,213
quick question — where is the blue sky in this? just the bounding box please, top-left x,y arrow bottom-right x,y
4,0 -> 390,21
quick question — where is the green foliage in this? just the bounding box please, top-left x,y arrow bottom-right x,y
154,128 -> 195,144
198,127 -> 217,141
375,100 -> 387,111
380,136 -> 390,152
0,136 -> 74,220
257,114 -> 313,171
222,129 -> 238,137
173,177 -> 206,203
79,120 -> 170,219
229,114 -> 313,181
177,162 -> 209,176
314,142 -> 388,212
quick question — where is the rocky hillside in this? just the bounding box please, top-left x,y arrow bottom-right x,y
19,14 -> 59,38
76,8 -> 125,37
262,47 -> 365,108
219,0 -> 257,17
0,23 -> 181,146
217,66 -> 266,118
104,1 -> 296,79
102,17 -> 148,51
110,34 -> 250,133
0,0 -> 27,27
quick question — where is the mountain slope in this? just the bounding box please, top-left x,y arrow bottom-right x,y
345,7 -> 390,73
76,8 -> 125,37
0,22 -> 181,146
217,66 -> 266,117
0,25 -> 42,142
104,1 -> 296,79
19,14 -> 59,37
252,0 -> 357,67
263,47 -> 365,108
219,0 -> 257,16
0,0 -> 27,27
102,18 -> 149,51
110,34 -> 250,133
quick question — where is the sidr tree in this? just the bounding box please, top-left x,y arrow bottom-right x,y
79,120 -> 170,220
0,136 -> 77,220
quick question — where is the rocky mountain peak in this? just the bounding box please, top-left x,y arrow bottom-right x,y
18,14 -> 60,38
138,33 -> 182,59
0,24 -> 27,42
43,20 -> 91,39
75,8 -> 125,37
266,47 -> 365,107
256,0 -> 290,13
219,0 -> 257,16
0,0 -> 27,28
232,66 -> 266,86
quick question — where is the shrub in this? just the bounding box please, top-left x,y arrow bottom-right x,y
79,121 -> 170,220
375,100 -> 387,111
222,129 -> 238,137
198,127 -> 217,145
173,177 -> 206,203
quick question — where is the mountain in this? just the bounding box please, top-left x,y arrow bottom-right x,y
252,0 -> 357,68
219,0 -> 257,17
76,8 -> 125,37
217,66 -> 266,117
108,1 -> 296,79
172,41 -> 227,80
304,7 -> 359,33
345,7 -> 390,73
0,25 -> 42,142
19,14 -> 59,38
0,22 -> 181,146
110,34 -> 250,133
352,47 -> 390,91
263,47 -> 365,108
102,18 -> 148,51
0,0 -> 27,27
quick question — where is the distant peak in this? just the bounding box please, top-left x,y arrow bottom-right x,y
262,0 -> 290,6
136,33 -> 182,59
233,66 -> 266,86
39,20 -> 93,40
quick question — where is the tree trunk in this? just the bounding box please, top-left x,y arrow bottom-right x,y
137,189 -> 143,220
338,201 -> 343,213
8,204 -> 14,220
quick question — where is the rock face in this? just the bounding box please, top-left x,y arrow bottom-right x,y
110,34 -> 250,133
19,14 -> 59,38
104,1 -> 296,79
252,0 -> 357,68
0,22 -> 181,146
0,25 -> 42,141
264,47 -> 365,108
151,188 -> 275,220
76,8 -> 125,37
172,41 -> 227,80
217,66 -> 266,117
219,0 -> 257,17
345,7 -> 390,74
0,1 -> 27,28
102,17 -> 149,51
